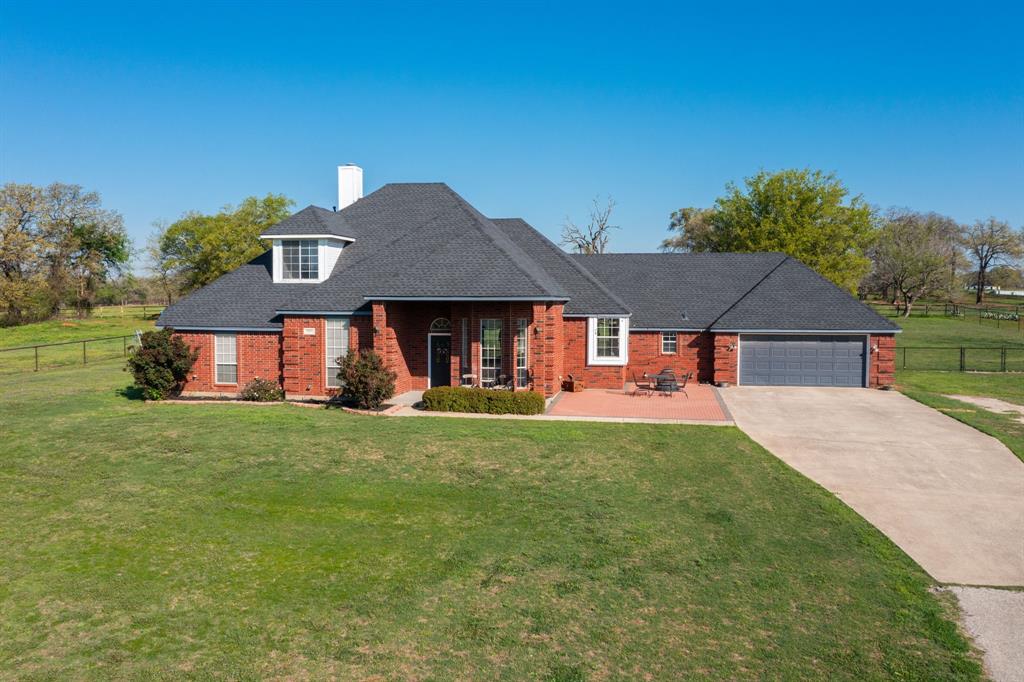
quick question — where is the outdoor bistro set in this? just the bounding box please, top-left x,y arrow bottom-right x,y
630,369 -> 692,397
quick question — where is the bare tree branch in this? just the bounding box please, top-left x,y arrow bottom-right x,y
560,196 -> 618,254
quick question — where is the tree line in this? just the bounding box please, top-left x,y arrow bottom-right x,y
0,183 -> 130,324
4,173 -> 1021,326
566,169 -> 1023,316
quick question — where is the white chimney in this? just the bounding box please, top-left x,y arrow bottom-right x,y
337,164 -> 363,210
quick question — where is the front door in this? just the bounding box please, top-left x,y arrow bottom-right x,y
429,335 -> 451,388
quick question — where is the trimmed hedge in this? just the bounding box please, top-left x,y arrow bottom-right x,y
421,386 -> 546,415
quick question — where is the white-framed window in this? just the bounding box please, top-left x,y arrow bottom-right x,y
516,318 -> 528,388
214,333 -> 237,384
281,239 -> 319,280
460,318 -> 469,373
661,331 -> 677,354
325,318 -> 350,388
480,319 -> 502,385
586,317 -> 629,366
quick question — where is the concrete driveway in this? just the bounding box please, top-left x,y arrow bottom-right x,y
721,387 -> 1024,587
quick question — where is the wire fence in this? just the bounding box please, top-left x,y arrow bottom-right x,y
868,301 -> 1023,333
898,346 -> 1024,372
55,304 -> 166,320
0,334 -> 142,375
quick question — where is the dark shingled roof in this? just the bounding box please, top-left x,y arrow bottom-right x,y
158,182 -> 898,335
260,205 -> 356,239
156,251 -> 292,330
572,253 -> 900,332
491,218 -> 630,317
160,184 -> 576,329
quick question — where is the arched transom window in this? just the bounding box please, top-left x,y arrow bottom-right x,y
430,317 -> 452,333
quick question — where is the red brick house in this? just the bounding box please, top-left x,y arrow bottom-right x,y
158,166 -> 898,399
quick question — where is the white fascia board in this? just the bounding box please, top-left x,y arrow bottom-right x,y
723,328 -> 902,334
156,325 -> 282,332
275,310 -> 371,316
259,233 -> 355,242
364,296 -> 570,302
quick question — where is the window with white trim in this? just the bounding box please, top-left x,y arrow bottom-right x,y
214,333 -> 237,384
460,318 -> 469,373
480,319 -> 502,385
325,318 -> 350,388
282,239 -> 319,280
661,331 -> 677,354
586,317 -> 629,365
516,318 -> 528,388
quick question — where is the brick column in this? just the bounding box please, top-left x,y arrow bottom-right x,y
371,301 -> 387,361
713,333 -> 738,386
869,334 -> 896,388
282,316 -> 325,398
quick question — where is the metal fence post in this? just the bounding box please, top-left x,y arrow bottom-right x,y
902,346 -> 906,369
35,346 -> 39,371
123,336 -> 127,356
1001,347 -> 1007,372
82,340 -> 87,364
959,346 -> 966,372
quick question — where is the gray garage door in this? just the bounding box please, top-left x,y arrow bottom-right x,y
739,335 -> 865,387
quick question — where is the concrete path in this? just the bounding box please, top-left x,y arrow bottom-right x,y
947,586 -> 1024,682
946,394 -> 1024,424
721,387 -> 1024,587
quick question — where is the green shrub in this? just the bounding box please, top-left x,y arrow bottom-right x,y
240,377 -> 284,402
126,328 -> 199,400
337,350 -> 396,410
421,386 -> 546,415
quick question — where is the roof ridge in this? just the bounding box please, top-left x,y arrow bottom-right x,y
706,253 -> 790,331
438,185 -> 566,298
777,257 -> 899,329
492,218 -> 630,313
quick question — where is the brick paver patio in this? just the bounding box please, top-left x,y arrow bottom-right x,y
547,385 -> 730,422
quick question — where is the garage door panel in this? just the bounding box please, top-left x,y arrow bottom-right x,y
739,335 -> 865,387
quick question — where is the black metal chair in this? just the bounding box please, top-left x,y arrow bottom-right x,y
632,372 -> 655,397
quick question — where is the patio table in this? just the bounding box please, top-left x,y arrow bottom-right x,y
649,372 -> 679,394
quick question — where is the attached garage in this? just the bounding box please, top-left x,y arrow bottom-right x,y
739,334 -> 866,387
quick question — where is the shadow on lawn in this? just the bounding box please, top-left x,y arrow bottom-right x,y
116,385 -> 146,401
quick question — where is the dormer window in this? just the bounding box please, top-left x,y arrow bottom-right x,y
282,240 -> 319,280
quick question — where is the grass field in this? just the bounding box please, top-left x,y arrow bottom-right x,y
0,312 -> 157,375
891,316 -> 1024,461
0,363 -> 981,679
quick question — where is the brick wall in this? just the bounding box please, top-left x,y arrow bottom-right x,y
626,331 -> 715,383
176,331 -> 282,396
562,317 -> 626,389
713,333 -> 739,385
282,316 -> 326,398
869,334 -> 896,388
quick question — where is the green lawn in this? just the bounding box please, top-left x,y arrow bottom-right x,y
893,316 -> 1024,348
889,315 -> 1024,461
0,364 -> 981,679
0,313 -> 157,375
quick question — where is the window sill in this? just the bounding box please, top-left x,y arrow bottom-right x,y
587,358 -> 627,367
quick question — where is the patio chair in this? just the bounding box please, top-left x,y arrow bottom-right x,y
631,372 -> 655,397
677,371 -> 692,399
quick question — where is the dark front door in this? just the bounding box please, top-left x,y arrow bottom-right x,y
430,335 -> 451,388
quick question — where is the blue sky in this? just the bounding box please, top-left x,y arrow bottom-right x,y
2,1 -> 1021,272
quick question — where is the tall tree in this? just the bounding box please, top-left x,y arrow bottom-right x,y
662,169 -> 878,292
660,207 -> 717,252
961,218 -> 1024,303
867,210 -> 958,316
38,183 -> 130,317
0,183 -> 45,324
156,194 -> 293,291
0,182 -> 127,322
561,196 -> 618,254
